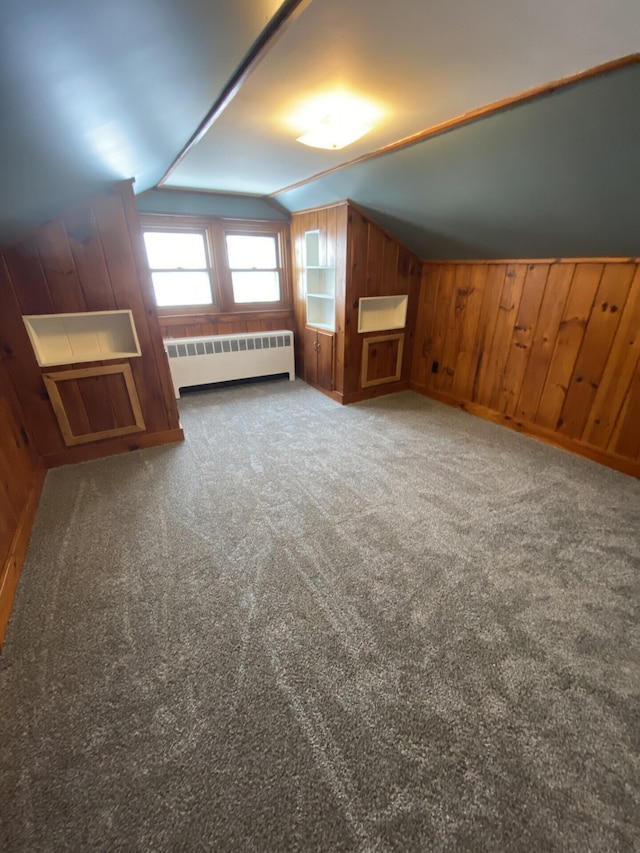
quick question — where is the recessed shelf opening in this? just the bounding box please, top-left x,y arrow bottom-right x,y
358,295 -> 408,333
304,229 -> 335,332
23,310 -> 141,367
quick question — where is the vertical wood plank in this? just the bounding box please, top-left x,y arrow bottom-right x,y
64,206 -> 118,311
496,263 -> 549,417
476,264 -> 527,410
365,225 -> 384,298
450,265 -> 488,401
0,355 -> 43,646
535,263 -> 603,430
333,204 -> 348,396
470,264 -> 507,403
515,264 -> 575,422
34,219 -> 87,314
556,263 -> 636,438
3,237 -> 55,315
58,380 -> 92,436
411,266 -> 441,389
0,255 -> 64,456
582,266 -> 640,448
382,236 -> 399,297
609,364 -> 640,459
436,266 -> 473,395
344,208 -> 368,395
428,264 -> 456,391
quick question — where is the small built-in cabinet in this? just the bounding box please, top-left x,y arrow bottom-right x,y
291,203 -> 421,403
304,230 -> 335,332
361,333 -> 405,388
43,364 -> 146,446
304,327 -> 334,392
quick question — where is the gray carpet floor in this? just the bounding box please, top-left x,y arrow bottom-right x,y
1,379 -> 639,852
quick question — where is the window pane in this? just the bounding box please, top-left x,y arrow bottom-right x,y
151,272 -> 213,307
231,271 -> 280,303
144,231 -> 207,269
226,235 -> 277,269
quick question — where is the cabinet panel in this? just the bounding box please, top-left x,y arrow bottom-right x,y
303,327 -> 334,392
43,364 -> 145,446
361,334 -> 404,388
304,326 -> 319,386
316,329 -> 334,392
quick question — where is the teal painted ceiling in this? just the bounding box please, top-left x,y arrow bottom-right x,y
0,0 -> 286,241
0,0 -> 638,257
275,65 -> 640,259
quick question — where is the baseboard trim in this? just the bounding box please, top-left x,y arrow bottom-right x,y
0,467 -> 46,647
303,380 -> 411,405
342,380 -> 411,405
410,383 -> 640,479
43,427 -> 185,469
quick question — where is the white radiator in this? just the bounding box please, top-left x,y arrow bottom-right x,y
164,330 -> 295,398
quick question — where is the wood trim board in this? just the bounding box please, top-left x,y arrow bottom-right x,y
43,364 -> 146,446
361,333 -> 404,388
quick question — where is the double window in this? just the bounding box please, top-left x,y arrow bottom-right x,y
140,216 -> 289,312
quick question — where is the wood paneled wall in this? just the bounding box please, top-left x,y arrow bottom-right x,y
0,182 -> 182,468
411,259 -> 640,477
344,206 -> 422,401
290,204 -> 349,391
290,202 -> 422,403
159,309 -> 295,340
0,356 -> 44,645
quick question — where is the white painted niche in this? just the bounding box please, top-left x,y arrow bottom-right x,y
358,295 -> 408,333
23,310 -> 142,367
304,229 -> 336,332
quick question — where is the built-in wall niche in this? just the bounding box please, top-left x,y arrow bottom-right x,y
304,229 -> 335,332
358,295 -> 408,333
23,310 -> 142,367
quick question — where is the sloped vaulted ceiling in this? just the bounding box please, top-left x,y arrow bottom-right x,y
0,0 -> 287,242
0,0 -> 639,257
274,63 -> 640,259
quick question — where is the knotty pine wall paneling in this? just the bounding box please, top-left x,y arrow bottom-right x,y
290,202 -> 421,403
290,203 -> 348,395
0,355 -> 44,645
158,309 -> 296,341
411,259 -> 640,477
0,181 -> 183,468
343,206 -> 421,402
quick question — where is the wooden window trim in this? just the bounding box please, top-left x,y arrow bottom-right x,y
139,213 -> 292,316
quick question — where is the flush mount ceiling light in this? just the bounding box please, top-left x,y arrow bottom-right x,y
297,113 -> 373,150
294,93 -> 382,150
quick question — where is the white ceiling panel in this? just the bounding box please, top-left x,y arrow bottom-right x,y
165,0 -> 640,195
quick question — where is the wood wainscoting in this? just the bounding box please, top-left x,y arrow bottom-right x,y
159,309 -> 295,341
0,358 -> 44,646
0,181 -> 183,468
290,202 -> 421,403
411,258 -> 640,478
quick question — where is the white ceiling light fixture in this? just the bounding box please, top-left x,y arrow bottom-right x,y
294,93 -> 382,150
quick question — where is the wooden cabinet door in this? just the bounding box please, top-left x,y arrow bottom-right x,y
303,327 -> 319,385
316,329 -> 334,392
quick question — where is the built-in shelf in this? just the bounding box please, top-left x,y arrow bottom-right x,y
306,294 -> 335,330
305,229 -> 321,267
23,310 -> 142,367
304,230 -> 335,332
358,295 -> 408,333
